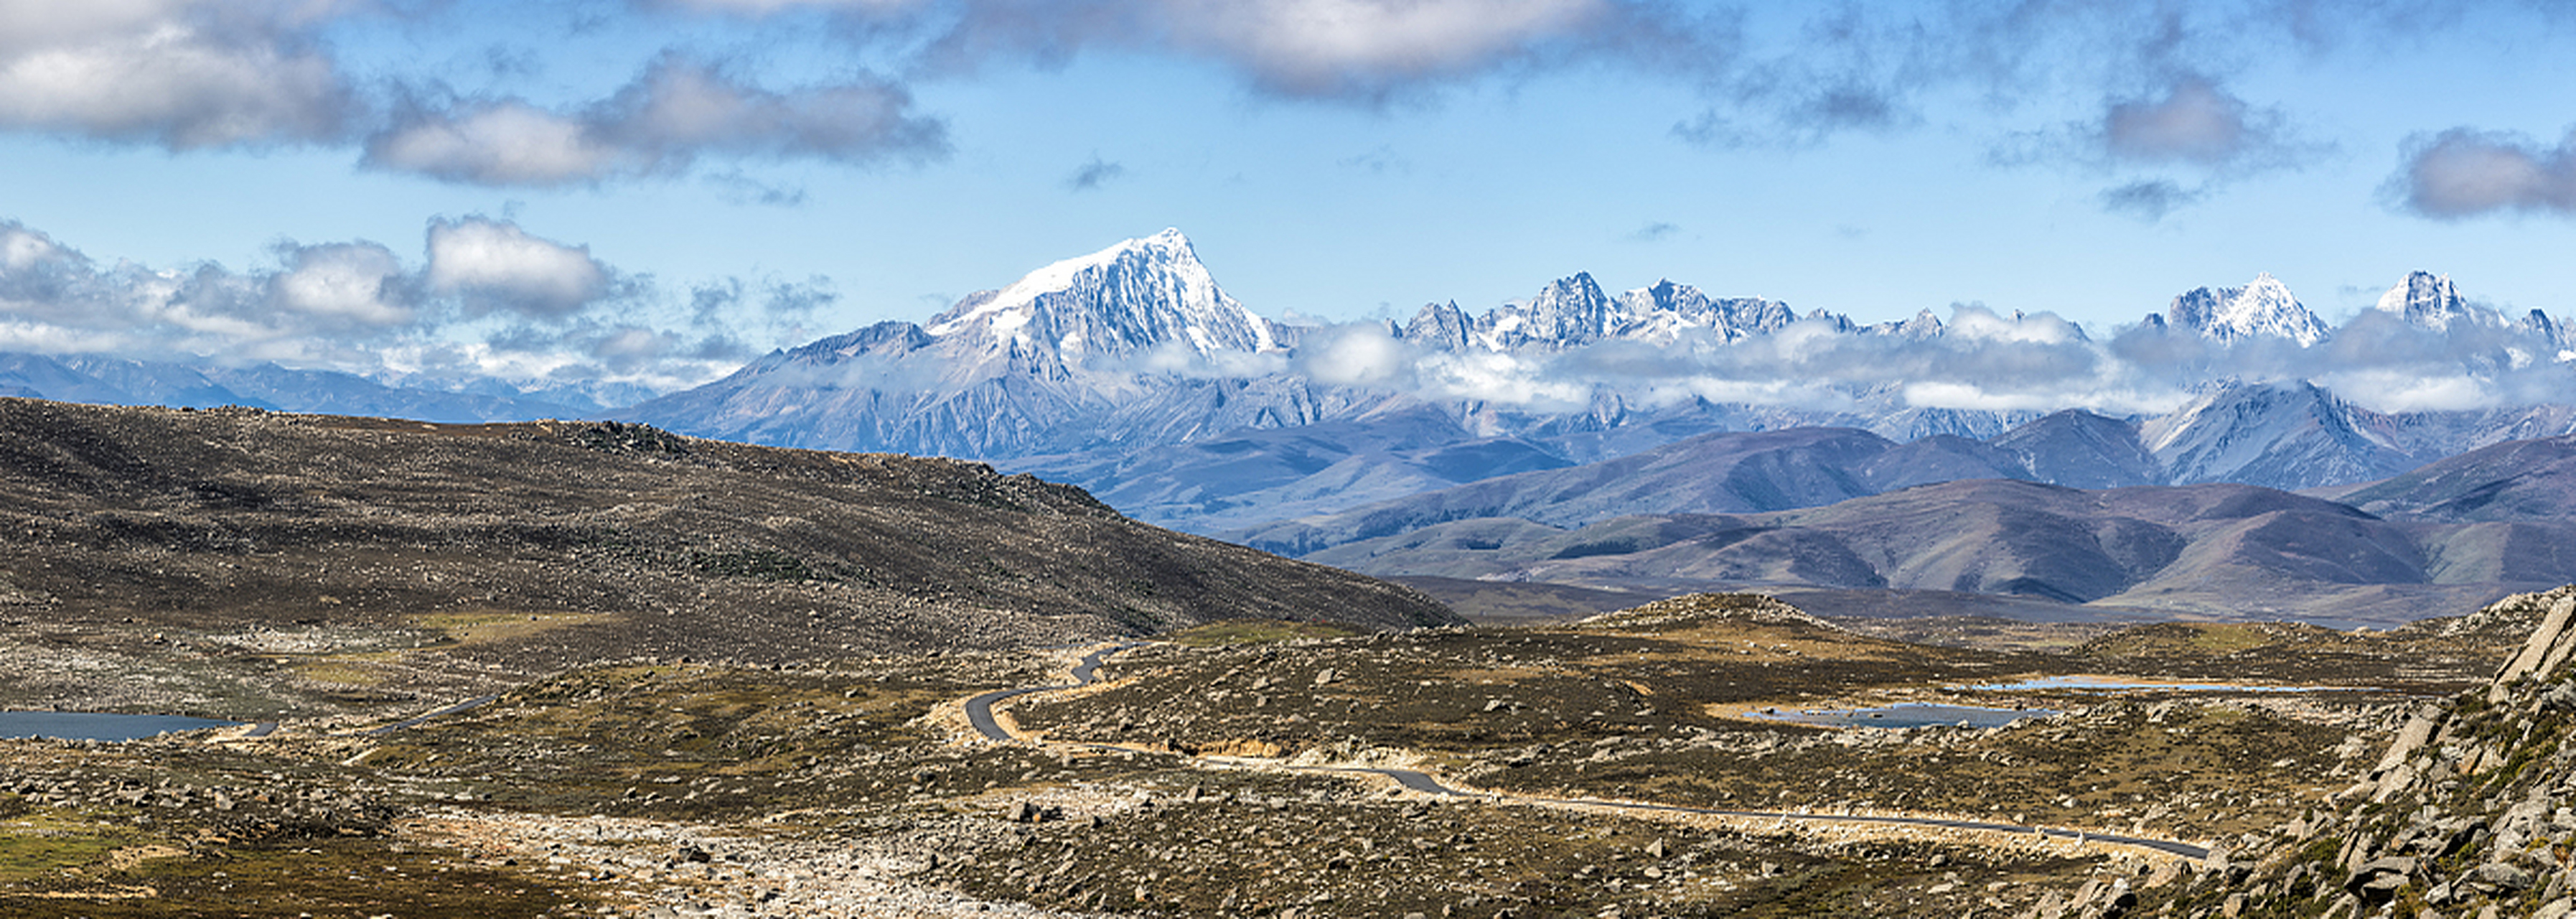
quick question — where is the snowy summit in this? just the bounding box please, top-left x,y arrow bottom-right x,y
924,228 -> 1279,361
2164,273 -> 2331,347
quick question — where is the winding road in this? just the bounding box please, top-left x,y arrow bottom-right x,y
965,645 -> 1138,741
963,643 -> 2213,862
360,693 -> 502,735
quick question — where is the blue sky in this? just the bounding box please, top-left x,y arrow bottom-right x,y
2,0 -> 2573,391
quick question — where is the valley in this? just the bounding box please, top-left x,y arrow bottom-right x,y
4,396 -> 2576,916
4,581 -> 2550,916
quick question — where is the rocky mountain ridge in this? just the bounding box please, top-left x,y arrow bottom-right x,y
2073,586 -> 2576,918
2160,272 -> 2333,346
604,233 -> 2575,539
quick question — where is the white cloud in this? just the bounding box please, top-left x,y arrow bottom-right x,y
0,0 -> 192,57
1288,322 -> 1410,387
2394,127 -> 2576,218
1152,0 -> 1606,96
1944,305 -> 2083,345
2102,77 -> 2262,167
1293,297 -> 2576,418
367,102 -> 617,187
0,0 -> 355,149
0,215 -> 782,396
599,57 -> 943,162
425,217 -> 614,318
366,56 -> 947,187
0,222 -> 71,271
647,0 -> 927,13
899,0 -> 1698,104
268,241 -> 413,327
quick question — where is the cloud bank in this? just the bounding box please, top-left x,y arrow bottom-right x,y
367,56 -> 948,187
1115,299 -> 2576,419
0,215 -> 793,393
0,0 -> 357,149
0,0 -> 2547,211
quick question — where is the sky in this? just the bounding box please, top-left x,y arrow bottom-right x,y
2,0 -> 2575,394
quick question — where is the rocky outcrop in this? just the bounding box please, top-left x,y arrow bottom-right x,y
2132,586 -> 2576,918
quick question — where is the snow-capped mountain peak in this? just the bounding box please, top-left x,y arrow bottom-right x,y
1613,281 -> 1796,343
1867,309 -> 1946,339
2165,272 -> 2330,347
924,228 -> 1278,359
2374,271 -> 2484,333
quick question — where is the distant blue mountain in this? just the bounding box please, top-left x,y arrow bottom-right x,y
0,353 -> 592,422
612,232 -> 2576,536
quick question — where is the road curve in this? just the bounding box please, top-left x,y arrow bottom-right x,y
963,646 -> 2211,862
965,644 -> 1138,741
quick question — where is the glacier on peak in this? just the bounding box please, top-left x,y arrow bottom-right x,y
637,231 -> 2576,462
922,228 -> 1278,358
1616,279 -> 1799,343
1862,309 -> 1947,340
1413,273 -> 1799,353
2374,271 -> 2494,334
2165,272 -> 2331,347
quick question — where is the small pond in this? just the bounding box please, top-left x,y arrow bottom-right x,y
1957,675 -> 2374,694
0,711 -> 244,742
1748,702 -> 2056,729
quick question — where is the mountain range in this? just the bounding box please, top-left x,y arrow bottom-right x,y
1232,429 -> 2576,628
2,228 -> 2571,568
0,351 -> 647,421
608,231 -> 2576,538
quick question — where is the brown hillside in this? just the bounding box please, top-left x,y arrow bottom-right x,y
0,398 -> 1453,717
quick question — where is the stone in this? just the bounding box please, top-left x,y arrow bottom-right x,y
2493,595 -> 2576,701
2537,899 -> 2575,919
2471,861 -> 2533,892
2545,683 -> 2576,711
2344,857 -> 2415,897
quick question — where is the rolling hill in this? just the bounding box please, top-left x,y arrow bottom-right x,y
1273,475 -> 2576,627
0,396 -> 1456,716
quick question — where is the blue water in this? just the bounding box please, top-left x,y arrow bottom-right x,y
1749,702 -> 2056,729
1958,676 -> 2370,693
0,711 -> 243,742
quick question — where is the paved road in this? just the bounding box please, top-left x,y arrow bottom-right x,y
963,646 -> 2213,862
965,645 -> 1138,741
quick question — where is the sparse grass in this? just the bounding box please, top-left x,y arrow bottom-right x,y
1164,618 -> 1365,647
0,591 -> 2524,919
407,610 -> 585,647
0,836 -> 577,918
292,650 -> 406,687
0,807 -> 136,885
